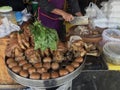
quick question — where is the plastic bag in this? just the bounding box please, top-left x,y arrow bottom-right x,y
68,35 -> 82,48
85,2 -> 105,19
0,17 -> 20,38
85,2 -> 97,18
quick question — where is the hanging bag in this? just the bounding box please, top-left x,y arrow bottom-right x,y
85,2 -> 105,19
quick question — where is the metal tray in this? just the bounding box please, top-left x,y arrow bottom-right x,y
6,57 -> 86,89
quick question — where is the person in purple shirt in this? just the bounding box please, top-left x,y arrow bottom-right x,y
37,0 -> 82,41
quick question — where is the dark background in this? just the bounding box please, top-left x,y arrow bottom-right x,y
0,0 -> 26,11
0,0 -> 108,12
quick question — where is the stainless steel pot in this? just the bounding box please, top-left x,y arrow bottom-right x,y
6,57 -> 86,89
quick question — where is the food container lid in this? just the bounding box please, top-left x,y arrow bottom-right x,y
0,6 -> 12,13
102,29 -> 120,42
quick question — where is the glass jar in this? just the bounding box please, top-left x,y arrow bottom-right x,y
0,6 -> 17,24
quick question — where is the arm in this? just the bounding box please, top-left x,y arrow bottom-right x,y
51,9 -> 74,21
37,0 -> 74,21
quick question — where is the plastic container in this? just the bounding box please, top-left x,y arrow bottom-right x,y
102,29 -> 120,45
0,6 -> 16,24
103,42 -> 120,65
0,9 -> 12,19
14,11 -> 23,25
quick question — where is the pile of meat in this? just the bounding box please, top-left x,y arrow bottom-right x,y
69,25 -> 103,38
5,23 -> 86,80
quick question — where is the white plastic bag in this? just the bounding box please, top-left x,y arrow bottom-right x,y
68,35 -> 82,48
85,2 -> 105,19
0,17 -> 20,38
85,2 -> 97,18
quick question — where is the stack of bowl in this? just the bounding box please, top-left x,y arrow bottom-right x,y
103,42 -> 120,65
102,29 -> 120,44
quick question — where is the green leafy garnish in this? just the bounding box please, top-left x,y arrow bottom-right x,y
30,21 -> 59,51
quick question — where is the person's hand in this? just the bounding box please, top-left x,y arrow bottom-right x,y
51,9 -> 74,21
75,12 -> 83,16
62,12 -> 74,22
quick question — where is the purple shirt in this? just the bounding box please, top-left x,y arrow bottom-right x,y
39,0 -> 65,32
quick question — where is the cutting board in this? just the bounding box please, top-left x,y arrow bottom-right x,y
0,37 -> 16,84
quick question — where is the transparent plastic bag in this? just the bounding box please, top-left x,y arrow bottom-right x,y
85,2 -> 105,19
68,35 -> 82,48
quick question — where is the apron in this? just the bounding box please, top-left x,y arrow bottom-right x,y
39,0 -> 65,39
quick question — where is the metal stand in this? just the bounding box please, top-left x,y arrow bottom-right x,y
57,80 -> 72,90
30,88 -> 46,90
30,80 -> 72,90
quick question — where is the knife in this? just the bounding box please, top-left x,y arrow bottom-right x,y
70,16 -> 89,25
58,16 -> 88,25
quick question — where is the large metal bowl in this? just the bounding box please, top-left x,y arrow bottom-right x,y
6,57 -> 85,89
67,25 -> 104,43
